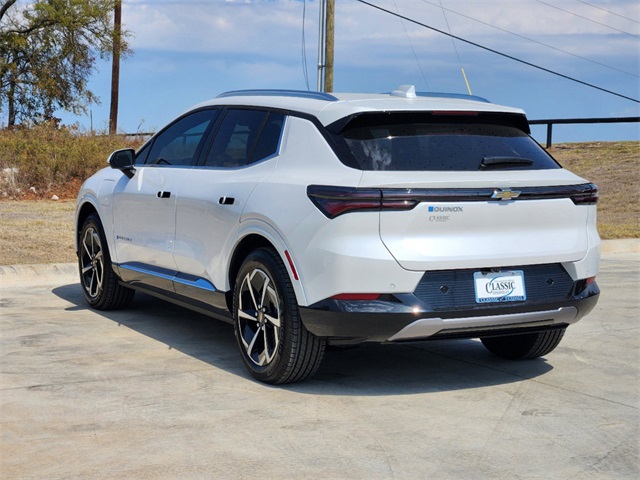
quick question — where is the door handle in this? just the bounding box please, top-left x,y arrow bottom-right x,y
157,191 -> 171,199
219,197 -> 235,205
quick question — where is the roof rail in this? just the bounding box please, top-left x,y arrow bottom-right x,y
217,89 -> 339,102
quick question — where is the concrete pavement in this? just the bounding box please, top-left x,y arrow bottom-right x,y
1,248 -> 638,479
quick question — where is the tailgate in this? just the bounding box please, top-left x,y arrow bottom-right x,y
361,171 -> 597,271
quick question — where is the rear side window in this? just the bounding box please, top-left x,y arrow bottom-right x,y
251,113 -> 285,162
338,114 -> 559,171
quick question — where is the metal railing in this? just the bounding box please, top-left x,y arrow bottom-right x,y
529,117 -> 639,148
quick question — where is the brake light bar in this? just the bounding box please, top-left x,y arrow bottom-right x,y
431,111 -> 479,116
307,183 -> 599,219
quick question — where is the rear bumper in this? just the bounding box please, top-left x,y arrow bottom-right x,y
300,282 -> 599,344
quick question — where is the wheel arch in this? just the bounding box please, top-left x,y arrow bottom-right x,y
75,200 -> 99,252
227,231 -> 308,310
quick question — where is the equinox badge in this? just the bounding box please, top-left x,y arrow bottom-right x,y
491,188 -> 521,201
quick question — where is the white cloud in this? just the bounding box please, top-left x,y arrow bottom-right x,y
125,1 -> 306,56
121,0 -> 638,70
58,0 -> 638,140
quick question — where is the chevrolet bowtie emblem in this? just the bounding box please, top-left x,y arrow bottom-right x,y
491,188 -> 521,200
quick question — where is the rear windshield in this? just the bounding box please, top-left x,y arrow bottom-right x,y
337,115 -> 559,171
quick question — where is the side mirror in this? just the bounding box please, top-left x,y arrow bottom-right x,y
108,148 -> 136,178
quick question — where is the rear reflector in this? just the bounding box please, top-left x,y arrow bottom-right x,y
284,250 -> 299,281
331,293 -> 382,301
586,276 -> 596,284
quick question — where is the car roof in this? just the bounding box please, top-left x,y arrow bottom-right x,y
188,85 -> 526,127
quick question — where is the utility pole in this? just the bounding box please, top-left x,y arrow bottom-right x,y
109,0 -> 122,136
317,0 -> 335,92
324,0 -> 335,93
317,0 -> 325,91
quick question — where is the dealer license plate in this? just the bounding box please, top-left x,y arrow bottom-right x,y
474,270 -> 526,303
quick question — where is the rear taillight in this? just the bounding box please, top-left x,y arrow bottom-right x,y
570,183 -> 599,205
307,185 -> 417,219
307,186 -> 380,218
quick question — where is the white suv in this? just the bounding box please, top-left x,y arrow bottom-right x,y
75,86 -> 600,384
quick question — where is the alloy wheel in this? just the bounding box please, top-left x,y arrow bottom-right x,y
237,268 -> 281,367
80,227 -> 105,299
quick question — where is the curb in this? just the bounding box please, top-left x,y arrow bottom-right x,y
600,238 -> 639,255
0,263 -> 77,288
0,240 -> 637,286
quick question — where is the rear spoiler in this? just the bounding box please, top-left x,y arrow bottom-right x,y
327,111 -> 531,135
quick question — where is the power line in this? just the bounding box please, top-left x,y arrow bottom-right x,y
392,0 -> 430,90
575,0 -> 639,24
437,0 -> 473,94
418,0 -> 638,78
438,0 -> 461,67
533,0 -> 638,38
355,0 -> 640,104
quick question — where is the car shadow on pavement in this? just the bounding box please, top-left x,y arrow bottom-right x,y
53,283 -> 554,396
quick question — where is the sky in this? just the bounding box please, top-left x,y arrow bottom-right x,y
57,0 -> 639,144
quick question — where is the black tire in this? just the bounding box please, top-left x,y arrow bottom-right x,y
78,213 -> 134,310
480,328 -> 566,360
233,247 -> 326,384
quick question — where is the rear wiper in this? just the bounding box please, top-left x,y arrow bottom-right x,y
480,156 -> 534,169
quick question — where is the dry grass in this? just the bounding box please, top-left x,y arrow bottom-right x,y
0,123 -> 145,200
0,141 -> 637,266
549,141 -> 639,239
0,200 -> 76,265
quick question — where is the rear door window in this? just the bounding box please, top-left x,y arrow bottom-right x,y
204,110 -> 285,168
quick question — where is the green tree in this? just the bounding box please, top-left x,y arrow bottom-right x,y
0,0 -> 130,126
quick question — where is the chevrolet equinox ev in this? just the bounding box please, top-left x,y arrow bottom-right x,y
75,86 -> 601,384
